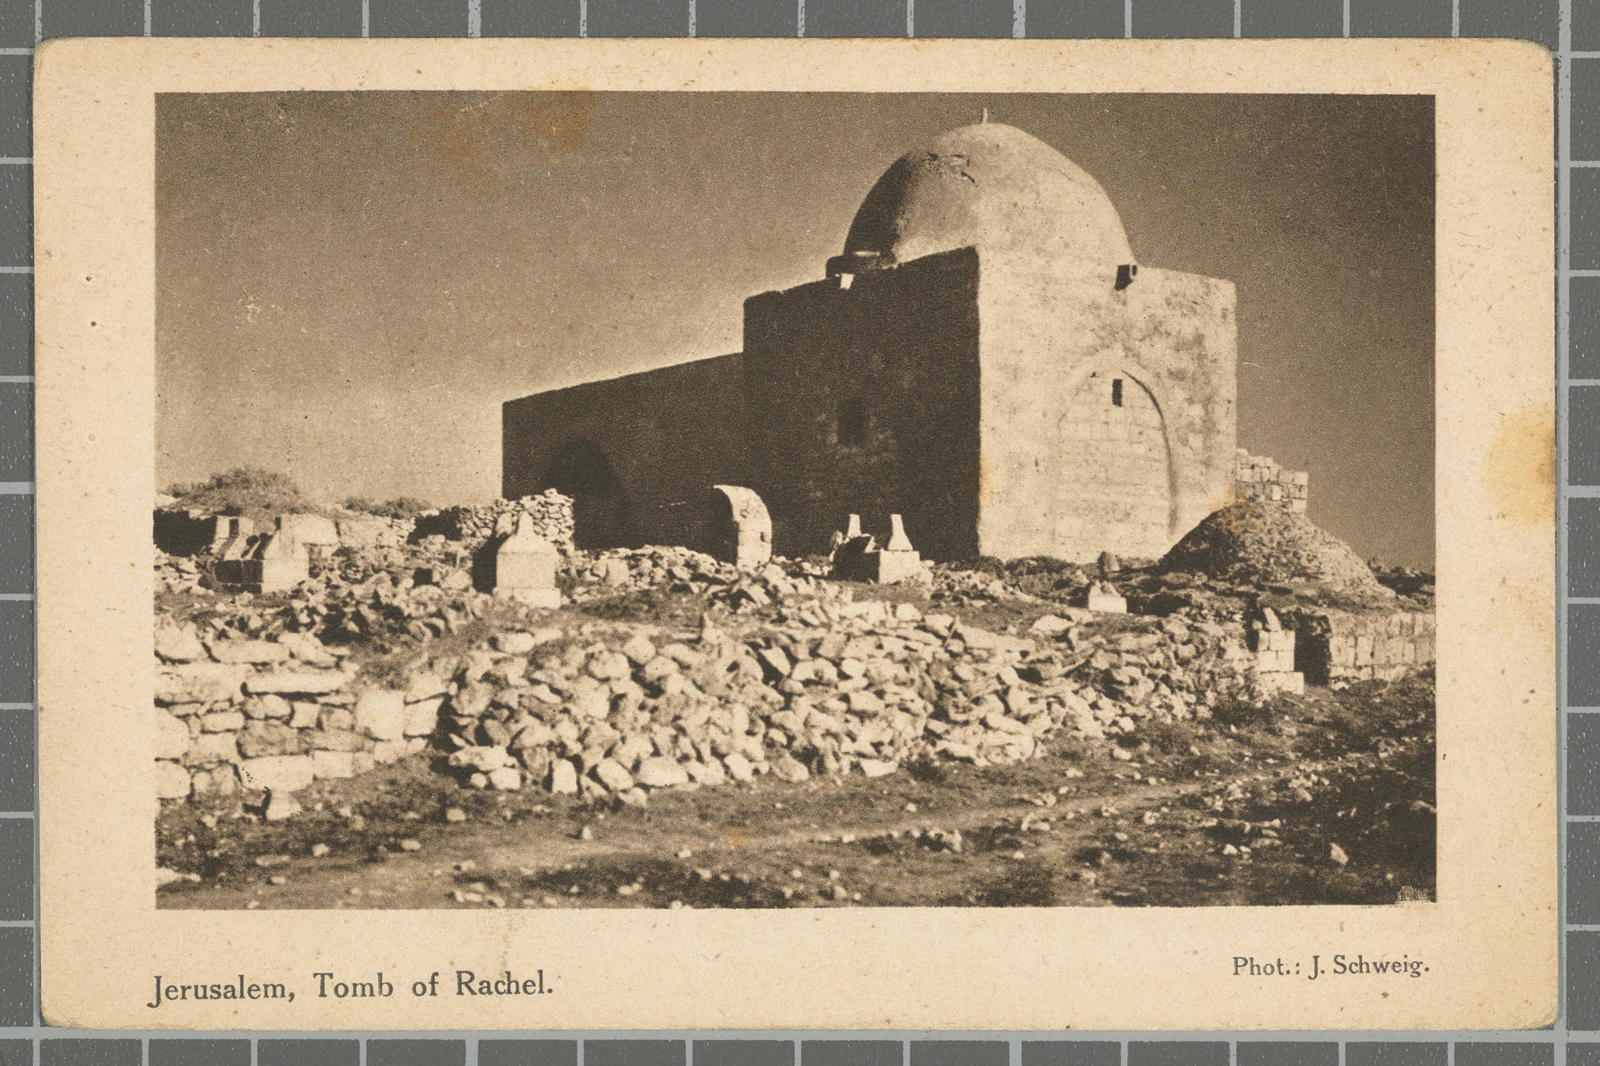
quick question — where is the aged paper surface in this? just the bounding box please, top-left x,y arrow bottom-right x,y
35,37 -> 1554,1031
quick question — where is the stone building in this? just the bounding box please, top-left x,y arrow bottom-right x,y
503,122 -> 1240,562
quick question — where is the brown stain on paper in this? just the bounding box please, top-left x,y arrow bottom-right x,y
1485,404 -> 1555,528
415,90 -> 598,178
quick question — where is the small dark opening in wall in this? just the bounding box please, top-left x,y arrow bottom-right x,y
1111,379 -> 1124,407
838,397 -> 867,446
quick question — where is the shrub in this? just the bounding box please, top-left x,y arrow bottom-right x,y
342,496 -> 436,520
165,467 -> 313,521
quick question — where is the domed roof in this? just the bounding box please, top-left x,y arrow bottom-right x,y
842,123 -> 1134,268
1160,500 -> 1393,600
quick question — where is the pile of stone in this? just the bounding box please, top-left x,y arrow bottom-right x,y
1160,500 -> 1392,601
928,566 -> 1038,608
563,545 -> 738,599
415,492 -> 575,553
421,601 -> 1257,802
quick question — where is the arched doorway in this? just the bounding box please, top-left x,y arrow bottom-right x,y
544,439 -> 633,549
1051,370 -> 1177,559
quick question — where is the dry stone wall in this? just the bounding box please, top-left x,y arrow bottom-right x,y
414,492 -> 575,553
155,625 -> 432,801
1283,607 -> 1435,687
154,552 -> 1288,806
1234,450 -> 1308,513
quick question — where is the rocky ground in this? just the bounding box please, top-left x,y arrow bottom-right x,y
155,536 -> 1435,910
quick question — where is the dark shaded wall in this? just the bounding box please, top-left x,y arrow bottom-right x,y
977,254 -> 1237,561
742,250 -> 984,560
502,354 -> 747,549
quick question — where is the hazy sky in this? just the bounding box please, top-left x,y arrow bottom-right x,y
157,91 -> 1434,567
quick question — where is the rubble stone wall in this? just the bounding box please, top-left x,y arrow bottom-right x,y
156,573 -> 1285,805
1285,607 -> 1435,686
154,626 -> 434,801
1235,450 -> 1309,514
415,492 -> 576,553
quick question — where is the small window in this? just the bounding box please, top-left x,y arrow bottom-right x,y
838,397 -> 867,446
1111,379 -> 1124,407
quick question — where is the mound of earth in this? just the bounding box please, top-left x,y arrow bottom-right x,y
1160,500 -> 1391,598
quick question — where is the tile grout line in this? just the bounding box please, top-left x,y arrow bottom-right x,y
468,0 -> 481,37
252,0 -> 261,36
1013,0 -> 1024,38
1233,0 -> 1240,37
796,0 -> 804,37
1124,0 -> 1131,38
1343,0 -> 1350,36
905,0 -> 913,37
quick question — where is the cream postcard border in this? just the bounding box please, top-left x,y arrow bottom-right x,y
33,37 -> 1555,1031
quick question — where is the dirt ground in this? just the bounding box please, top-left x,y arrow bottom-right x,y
157,671 -> 1435,910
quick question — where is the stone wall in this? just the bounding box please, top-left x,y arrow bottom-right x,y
154,624 -> 435,801
156,565 -> 1291,805
415,492 -> 576,553
1283,607 -> 1435,686
1235,450 -> 1309,514
977,255 -> 1237,562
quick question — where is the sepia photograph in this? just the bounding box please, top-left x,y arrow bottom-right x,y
32,37 -> 1555,1031
150,88 -> 1437,912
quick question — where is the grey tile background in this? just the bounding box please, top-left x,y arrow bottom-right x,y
1579,933 -> 1600,1030
38,1042 -> 142,1066
0,601 -> 30,705
258,0 -> 364,36
0,3 -> 30,49
695,1041 -> 795,1066
40,0 -> 144,38
1026,0 -> 1122,37
1236,1045 -> 1340,1066
366,1040 -> 468,1066
913,0 -> 1012,37
148,1040 -> 252,1066
0,167 -> 30,267
257,1040 -> 362,1066
1127,1043 -> 1229,1066
1571,609 -> 1600,708
1344,1046 -> 1448,1066
479,1040 -> 580,1066
802,1041 -> 904,1066
150,0 -> 254,36
0,496 -> 31,593
585,1042 -> 686,1066
0,816 -> 32,920
1241,0 -> 1342,37
1349,0 -> 1452,36
0,928 -> 30,1027
1572,819 -> 1600,923
696,0 -> 796,36
481,0 -> 582,36
909,1042 -> 1008,1066
0,58 -> 30,159
1022,1043 -> 1122,1066
1454,1044 -> 1557,1066
1459,0 -> 1559,47
1131,0 -> 1231,37
586,0 -> 690,36
368,0 -> 470,36
0,712 -> 33,811
0,384 -> 30,480
1576,277 -> 1600,379
803,0 -> 906,37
